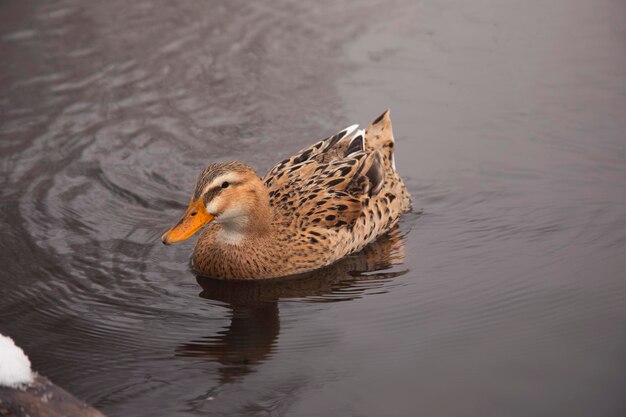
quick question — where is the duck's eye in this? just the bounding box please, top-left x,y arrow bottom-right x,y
221,181 -> 230,189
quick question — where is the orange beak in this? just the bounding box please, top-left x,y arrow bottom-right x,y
161,199 -> 215,245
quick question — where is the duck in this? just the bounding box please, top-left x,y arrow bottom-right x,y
161,110 -> 412,279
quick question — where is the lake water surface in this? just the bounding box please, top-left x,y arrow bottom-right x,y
1,0 -> 625,416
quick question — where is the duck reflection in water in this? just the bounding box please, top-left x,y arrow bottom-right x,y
176,225 -> 409,383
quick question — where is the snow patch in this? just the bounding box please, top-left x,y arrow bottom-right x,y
0,333 -> 33,387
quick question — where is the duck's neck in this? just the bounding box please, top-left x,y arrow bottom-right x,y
216,219 -> 248,246
193,189 -> 281,278
216,196 -> 273,247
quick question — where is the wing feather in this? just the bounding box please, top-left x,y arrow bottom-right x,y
264,124 -> 358,189
267,149 -> 385,231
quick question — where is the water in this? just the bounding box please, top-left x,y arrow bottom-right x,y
1,0 -> 625,416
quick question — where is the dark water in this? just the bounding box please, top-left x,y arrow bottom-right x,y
1,0 -> 626,416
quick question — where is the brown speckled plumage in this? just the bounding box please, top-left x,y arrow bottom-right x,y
181,110 -> 411,279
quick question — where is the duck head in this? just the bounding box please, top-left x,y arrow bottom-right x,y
161,161 -> 270,245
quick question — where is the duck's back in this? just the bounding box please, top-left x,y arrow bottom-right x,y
263,110 -> 411,267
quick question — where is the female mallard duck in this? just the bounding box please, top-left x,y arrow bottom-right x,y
162,110 -> 411,279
